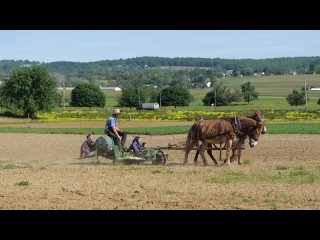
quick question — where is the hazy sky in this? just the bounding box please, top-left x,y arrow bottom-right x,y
0,30 -> 319,63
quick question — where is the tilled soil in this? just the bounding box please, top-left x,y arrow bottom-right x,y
0,133 -> 320,209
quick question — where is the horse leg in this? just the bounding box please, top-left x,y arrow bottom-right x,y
207,144 -> 218,165
193,146 -> 200,165
184,140 -> 196,165
199,142 -> 209,166
230,149 -> 237,163
184,148 -> 191,165
224,140 -> 232,166
237,149 -> 242,165
196,143 -> 217,165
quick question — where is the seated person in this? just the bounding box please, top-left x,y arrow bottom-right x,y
80,134 -> 96,158
129,136 -> 145,153
104,108 -> 127,153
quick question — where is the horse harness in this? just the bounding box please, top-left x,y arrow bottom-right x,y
203,116 -> 244,142
227,116 -> 247,149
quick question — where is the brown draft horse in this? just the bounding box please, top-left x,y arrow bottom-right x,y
193,110 -> 267,165
184,113 -> 265,166
229,110 -> 267,164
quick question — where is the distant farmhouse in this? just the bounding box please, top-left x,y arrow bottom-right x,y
55,86 -> 122,91
99,86 -> 122,91
56,87 -> 75,90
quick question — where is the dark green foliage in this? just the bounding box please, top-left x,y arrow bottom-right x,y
286,90 -> 305,106
232,69 -> 240,77
55,91 -> 63,107
0,65 -> 57,118
309,64 -> 315,74
118,86 -> 148,108
240,67 -> 254,76
202,83 -> 242,106
70,84 -> 105,108
317,98 -> 320,105
160,86 -> 193,107
191,74 -> 206,88
241,81 -> 259,104
2,57 -> 320,85
149,87 -> 160,103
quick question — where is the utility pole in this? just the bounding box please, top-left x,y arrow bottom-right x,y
138,88 -> 141,105
159,89 -> 162,108
305,79 -> 308,108
63,81 -> 66,111
214,87 -> 216,108
213,83 -> 216,108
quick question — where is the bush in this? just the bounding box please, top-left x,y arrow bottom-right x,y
70,84 -> 106,108
0,65 -> 57,118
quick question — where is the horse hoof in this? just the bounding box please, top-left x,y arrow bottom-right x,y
230,156 -> 237,162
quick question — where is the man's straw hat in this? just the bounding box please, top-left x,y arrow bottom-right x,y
113,108 -> 121,115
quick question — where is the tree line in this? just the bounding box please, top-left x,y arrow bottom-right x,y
0,65 -> 318,119
1,56 -> 320,87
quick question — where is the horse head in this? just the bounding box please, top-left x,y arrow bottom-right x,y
239,117 -> 265,148
250,110 -> 267,134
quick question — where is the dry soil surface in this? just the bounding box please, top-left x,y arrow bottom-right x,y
0,133 -> 320,209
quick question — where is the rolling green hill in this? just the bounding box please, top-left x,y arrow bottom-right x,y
219,74 -> 320,97
56,74 -> 320,111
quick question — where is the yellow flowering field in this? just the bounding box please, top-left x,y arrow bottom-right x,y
35,109 -> 320,123
36,110 -> 239,122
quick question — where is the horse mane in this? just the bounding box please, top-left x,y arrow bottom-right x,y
248,109 -> 263,122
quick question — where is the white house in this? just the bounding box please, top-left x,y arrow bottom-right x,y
99,86 -> 122,91
56,87 -> 75,90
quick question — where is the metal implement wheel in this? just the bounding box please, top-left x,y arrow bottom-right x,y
152,149 -> 167,165
96,147 -> 115,164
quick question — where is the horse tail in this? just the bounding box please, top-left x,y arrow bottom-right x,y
184,121 -> 201,164
184,127 -> 192,152
184,122 -> 198,152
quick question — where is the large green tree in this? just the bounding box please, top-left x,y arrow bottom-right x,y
202,83 -> 242,106
309,64 -> 315,74
286,89 -> 305,106
241,81 -> 259,104
160,86 -> 193,107
118,86 -> 148,108
0,65 -> 58,118
70,84 -> 106,108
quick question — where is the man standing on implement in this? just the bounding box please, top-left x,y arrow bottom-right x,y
104,108 -> 127,152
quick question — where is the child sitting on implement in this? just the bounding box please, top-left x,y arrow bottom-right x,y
80,133 -> 96,158
129,136 -> 146,153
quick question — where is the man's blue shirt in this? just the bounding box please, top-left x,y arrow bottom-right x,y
105,116 -> 117,133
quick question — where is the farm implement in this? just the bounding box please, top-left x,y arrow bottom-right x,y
93,135 -> 167,165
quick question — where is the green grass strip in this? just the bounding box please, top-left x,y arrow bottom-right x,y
0,123 -> 320,135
